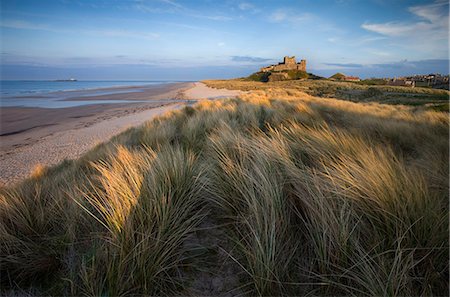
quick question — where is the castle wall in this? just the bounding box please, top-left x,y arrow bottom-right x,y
283,56 -> 296,65
297,60 -> 306,72
260,56 -> 307,73
260,66 -> 274,72
273,64 -> 291,71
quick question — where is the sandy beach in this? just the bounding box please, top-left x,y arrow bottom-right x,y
0,82 -> 242,185
181,82 -> 242,99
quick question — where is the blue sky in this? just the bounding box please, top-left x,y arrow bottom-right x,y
1,0 -> 448,79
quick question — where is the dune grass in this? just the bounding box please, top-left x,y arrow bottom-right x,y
1,85 -> 448,296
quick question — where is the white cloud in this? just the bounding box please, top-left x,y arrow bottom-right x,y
360,1 -> 448,56
269,9 -> 313,24
361,0 -> 448,38
133,1 -> 232,21
238,2 -> 260,14
1,20 -> 53,31
198,15 -> 232,21
91,29 -> 160,40
238,2 -> 254,11
357,36 -> 387,44
362,22 -> 413,36
159,0 -> 182,8
270,10 -> 287,22
1,19 -> 160,40
327,37 -> 339,43
408,0 -> 447,24
367,50 -> 391,57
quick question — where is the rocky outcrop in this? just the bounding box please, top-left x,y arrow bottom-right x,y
268,72 -> 290,82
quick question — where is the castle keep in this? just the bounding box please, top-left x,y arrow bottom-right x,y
261,56 -> 306,72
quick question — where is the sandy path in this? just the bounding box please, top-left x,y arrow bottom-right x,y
182,82 -> 243,99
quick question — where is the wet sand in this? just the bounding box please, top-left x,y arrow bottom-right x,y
0,82 -> 241,186
62,82 -> 192,101
1,82 -> 195,150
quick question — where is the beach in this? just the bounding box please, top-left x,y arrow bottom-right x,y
0,82 -> 242,185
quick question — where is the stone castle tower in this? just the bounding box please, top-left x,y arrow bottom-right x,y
283,56 -> 296,65
261,56 -> 306,72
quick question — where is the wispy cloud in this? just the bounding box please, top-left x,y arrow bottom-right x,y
360,1 -> 448,57
371,59 -> 414,69
238,2 -> 254,10
367,49 -> 391,57
230,56 -> 273,63
269,9 -> 313,24
133,0 -> 232,21
1,19 -> 53,31
324,63 -> 364,68
159,0 -> 182,8
238,2 -> 260,14
0,52 -> 166,67
156,21 -> 231,35
323,59 -> 449,71
327,37 -> 339,43
1,19 -> 160,40
327,35 -> 388,50
408,0 -> 447,24
362,0 -> 448,38
90,29 -> 159,39
357,36 -> 387,44
134,0 -> 180,14
197,15 -> 232,21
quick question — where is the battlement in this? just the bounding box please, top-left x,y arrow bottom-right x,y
283,56 -> 296,65
261,56 -> 307,73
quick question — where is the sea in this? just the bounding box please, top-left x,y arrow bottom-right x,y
0,80 -> 181,108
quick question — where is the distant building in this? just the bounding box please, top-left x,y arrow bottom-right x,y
386,73 -> 448,89
329,73 -> 360,81
343,76 -> 360,82
387,78 -> 415,88
261,56 -> 306,72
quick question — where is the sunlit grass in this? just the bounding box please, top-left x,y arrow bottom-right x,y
1,83 -> 448,296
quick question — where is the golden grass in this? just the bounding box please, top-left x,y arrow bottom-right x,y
203,78 -> 450,107
203,78 -> 449,95
1,84 -> 448,296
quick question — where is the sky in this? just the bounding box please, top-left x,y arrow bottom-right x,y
1,0 -> 449,80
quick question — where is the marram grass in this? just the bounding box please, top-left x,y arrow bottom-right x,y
1,85 -> 448,296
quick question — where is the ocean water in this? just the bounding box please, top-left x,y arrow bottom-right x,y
0,80 -> 179,108
0,80 -> 175,97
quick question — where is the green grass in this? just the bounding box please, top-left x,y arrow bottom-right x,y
329,72 -> 346,80
427,102 -> 450,112
247,71 -> 270,82
245,70 -> 315,82
204,79 -> 450,107
1,85 -> 448,296
357,78 -> 388,85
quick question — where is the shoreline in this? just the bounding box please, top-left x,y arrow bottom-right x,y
62,82 -> 191,101
1,82 -> 194,108
1,81 -> 191,99
0,82 -> 195,149
0,82 -> 242,186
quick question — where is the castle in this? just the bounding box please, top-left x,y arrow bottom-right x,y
261,56 -> 306,72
